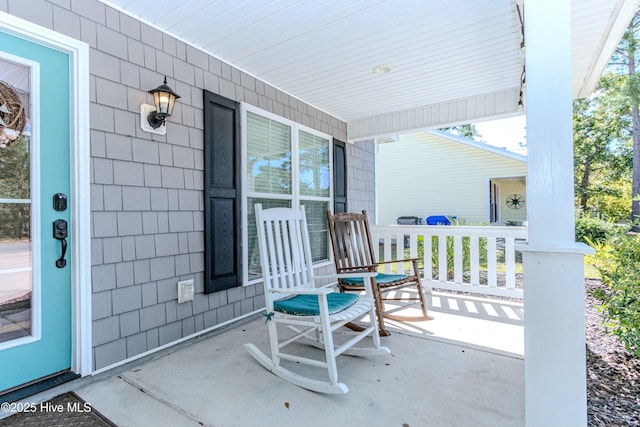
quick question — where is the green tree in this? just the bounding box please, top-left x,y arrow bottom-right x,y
440,124 -> 483,141
573,73 -> 632,221
608,10 -> 640,225
0,136 -> 31,239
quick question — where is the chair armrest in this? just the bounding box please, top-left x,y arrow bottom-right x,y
337,272 -> 378,279
315,272 -> 377,281
378,258 -> 420,265
316,272 -> 377,298
377,258 -> 420,276
334,265 -> 378,273
267,287 -> 333,295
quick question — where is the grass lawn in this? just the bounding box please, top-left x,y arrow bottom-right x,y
584,255 -> 601,279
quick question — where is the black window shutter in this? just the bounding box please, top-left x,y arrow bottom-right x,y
333,138 -> 348,214
203,91 -> 241,293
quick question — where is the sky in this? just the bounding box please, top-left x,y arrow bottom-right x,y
474,116 -> 527,153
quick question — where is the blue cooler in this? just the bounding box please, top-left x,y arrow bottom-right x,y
426,215 -> 451,225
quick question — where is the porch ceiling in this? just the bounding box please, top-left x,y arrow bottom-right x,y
103,0 -> 637,133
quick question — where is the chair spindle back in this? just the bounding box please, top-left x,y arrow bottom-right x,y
327,211 -> 377,273
255,204 -> 315,295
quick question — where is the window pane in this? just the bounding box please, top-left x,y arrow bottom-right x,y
0,203 -> 32,344
247,112 -> 292,195
0,65 -> 32,344
247,197 -> 291,280
299,130 -> 330,197
300,200 -> 329,263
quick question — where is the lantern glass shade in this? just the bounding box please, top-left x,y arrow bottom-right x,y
152,90 -> 174,117
147,77 -> 180,129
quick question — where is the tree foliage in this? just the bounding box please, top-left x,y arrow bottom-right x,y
592,232 -> 640,357
573,73 -> 632,221
607,10 -> 640,223
440,124 -> 483,141
0,136 -> 30,239
584,9 -> 640,359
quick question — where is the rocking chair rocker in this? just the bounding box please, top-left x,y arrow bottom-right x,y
244,204 -> 390,394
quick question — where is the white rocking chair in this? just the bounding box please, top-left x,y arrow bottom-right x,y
244,204 -> 390,394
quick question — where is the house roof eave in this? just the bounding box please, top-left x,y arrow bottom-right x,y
425,130 -> 528,163
574,0 -> 640,99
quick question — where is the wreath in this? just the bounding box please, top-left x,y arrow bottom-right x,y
0,80 -> 27,148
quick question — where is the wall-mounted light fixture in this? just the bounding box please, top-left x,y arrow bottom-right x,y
140,77 -> 180,135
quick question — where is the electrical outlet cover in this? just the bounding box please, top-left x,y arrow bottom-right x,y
177,279 -> 195,304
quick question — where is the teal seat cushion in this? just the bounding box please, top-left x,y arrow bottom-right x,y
274,293 -> 359,316
341,273 -> 408,285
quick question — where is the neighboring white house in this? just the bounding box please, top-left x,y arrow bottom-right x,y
377,130 -> 527,226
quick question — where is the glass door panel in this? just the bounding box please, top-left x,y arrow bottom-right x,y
0,59 -> 32,346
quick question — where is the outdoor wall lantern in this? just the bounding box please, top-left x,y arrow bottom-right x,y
140,77 -> 180,135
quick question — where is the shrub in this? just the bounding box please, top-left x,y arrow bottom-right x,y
575,214 -> 628,244
592,232 -> 640,357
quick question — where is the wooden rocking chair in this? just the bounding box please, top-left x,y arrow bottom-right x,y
326,210 -> 433,336
244,204 -> 390,394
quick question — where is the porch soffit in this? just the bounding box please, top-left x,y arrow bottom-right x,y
102,0 -> 637,139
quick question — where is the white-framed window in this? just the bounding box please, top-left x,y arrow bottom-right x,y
241,104 -> 332,285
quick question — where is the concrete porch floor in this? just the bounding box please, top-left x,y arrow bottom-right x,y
18,291 -> 526,426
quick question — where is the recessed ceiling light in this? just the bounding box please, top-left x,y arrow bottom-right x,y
373,65 -> 394,75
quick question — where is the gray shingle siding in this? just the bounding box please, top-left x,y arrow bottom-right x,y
1,0 -> 372,371
347,139 -> 376,216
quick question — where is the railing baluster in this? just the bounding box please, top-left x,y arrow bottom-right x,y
438,235 -> 447,282
396,233 -> 405,274
384,234 -> 392,273
470,236 -> 480,285
368,224 -> 526,298
424,233 -> 432,280
409,234 -> 418,258
505,237 -> 516,290
454,235 -> 463,284
487,237 -> 497,288
408,234 -> 417,278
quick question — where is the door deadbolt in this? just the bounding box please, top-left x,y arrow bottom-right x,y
53,193 -> 67,211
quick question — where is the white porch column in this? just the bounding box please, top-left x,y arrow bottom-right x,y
522,1 -> 593,426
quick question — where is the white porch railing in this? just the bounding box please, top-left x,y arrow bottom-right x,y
370,224 -> 528,299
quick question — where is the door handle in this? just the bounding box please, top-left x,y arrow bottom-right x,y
53,219 -> 67,268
